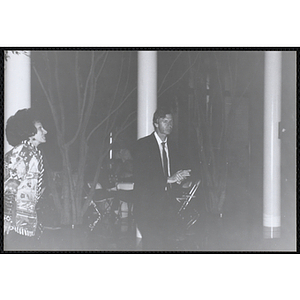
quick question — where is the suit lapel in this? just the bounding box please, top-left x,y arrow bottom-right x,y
150,132 -> 165,177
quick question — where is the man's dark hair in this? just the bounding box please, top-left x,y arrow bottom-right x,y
153,106 -> 173,126
6,108 -> 40,147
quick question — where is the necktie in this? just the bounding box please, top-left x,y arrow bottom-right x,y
161,142 -> 168,177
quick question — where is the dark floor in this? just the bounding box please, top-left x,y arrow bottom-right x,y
34,200 -> 295,252
4,177 -> 296,252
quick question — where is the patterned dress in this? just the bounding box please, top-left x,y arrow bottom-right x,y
4,141 -> 44,237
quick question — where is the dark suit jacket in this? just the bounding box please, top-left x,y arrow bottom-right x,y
132,132 -> 184,221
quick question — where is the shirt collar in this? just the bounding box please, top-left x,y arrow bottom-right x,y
22,140 -> 41,156
154,131 -> 168,146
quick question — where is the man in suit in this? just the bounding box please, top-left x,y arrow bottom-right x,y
133,107 -> 190,250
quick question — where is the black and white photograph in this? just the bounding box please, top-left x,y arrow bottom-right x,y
1,2 -> 299,299
2,49 -> 296,252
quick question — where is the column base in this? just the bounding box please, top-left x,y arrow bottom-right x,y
263,226 -> 280,239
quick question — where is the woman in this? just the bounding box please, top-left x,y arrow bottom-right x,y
4,108 -> 47,250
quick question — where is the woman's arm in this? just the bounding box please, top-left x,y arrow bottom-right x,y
4,178 -> 19,234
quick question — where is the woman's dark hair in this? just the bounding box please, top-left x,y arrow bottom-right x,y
153,106 -> 173,126
6,108 -> 40,146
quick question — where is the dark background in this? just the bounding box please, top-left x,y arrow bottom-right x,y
30,50 -> 296,250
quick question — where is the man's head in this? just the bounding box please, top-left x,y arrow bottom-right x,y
153,107 -> 173,140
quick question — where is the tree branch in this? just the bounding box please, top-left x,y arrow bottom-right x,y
32,66 -> 61,132
65,52 -> 96,146
54,52 -> 66,136
95,52 -> 109,82
158,53 -> 199,98
86,86 -> 137,142
75,52 -> 82,116
158,52 -> 182,93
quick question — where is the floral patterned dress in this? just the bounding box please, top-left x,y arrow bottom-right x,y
4,141 -> 44,237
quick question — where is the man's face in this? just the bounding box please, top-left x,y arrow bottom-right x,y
155,114 -> 173,137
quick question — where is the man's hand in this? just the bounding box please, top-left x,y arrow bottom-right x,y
168,169 -> 191,184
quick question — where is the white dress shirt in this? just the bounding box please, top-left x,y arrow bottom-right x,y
154,131 -> 170,177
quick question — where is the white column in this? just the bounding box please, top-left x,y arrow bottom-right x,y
4,51 -> 31,152
136,51 -> 157,239
137,51 -> 157,139
263,51 -> 282,238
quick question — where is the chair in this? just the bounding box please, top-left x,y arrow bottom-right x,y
176,180 -> 201,230
85,182 -> 114,231
115,182 -> 134,219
